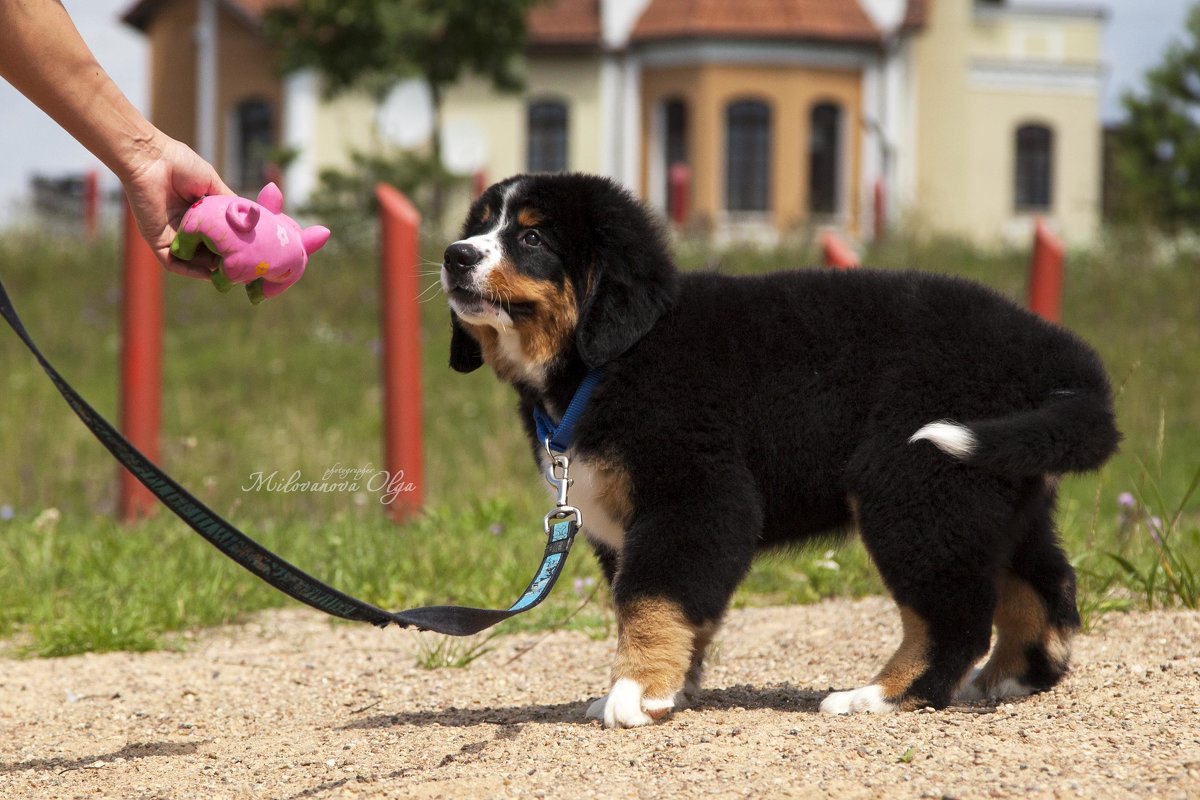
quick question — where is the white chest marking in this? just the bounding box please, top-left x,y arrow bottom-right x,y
543,454 -> 626,553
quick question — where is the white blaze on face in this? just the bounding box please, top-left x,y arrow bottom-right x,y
441,180 -> 524,302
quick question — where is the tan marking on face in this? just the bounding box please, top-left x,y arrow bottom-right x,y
478,206 -> 492,224
612,598 -> 698,701
517,207 -> 544,229
875,606 -> 930,706
482,262 -> 578,367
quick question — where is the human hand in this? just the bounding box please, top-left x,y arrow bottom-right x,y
119,132 -> 234,278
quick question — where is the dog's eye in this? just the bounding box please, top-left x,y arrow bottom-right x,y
520,230 -> 542,247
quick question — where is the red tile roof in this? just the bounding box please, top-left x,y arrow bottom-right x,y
125,0 -> 907,46
631,0 -> 882,45
528,0 -> 603,47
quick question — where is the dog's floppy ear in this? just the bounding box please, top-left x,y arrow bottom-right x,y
449,311 -> 484,373
576,262 -> 675,368
575,192 -> 678,369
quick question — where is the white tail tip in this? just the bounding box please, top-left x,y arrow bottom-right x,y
909,421 -> 977,460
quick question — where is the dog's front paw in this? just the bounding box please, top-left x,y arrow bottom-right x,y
585,678 -> 676,728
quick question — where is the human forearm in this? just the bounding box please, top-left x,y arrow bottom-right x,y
0,0 -> 160,182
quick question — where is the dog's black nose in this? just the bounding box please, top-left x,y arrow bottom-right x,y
443,242 -> 482,282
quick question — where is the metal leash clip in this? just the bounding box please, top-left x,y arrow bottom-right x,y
543,440 -> 583,534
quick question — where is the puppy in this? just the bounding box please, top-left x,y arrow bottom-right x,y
440,173 -> 1119,728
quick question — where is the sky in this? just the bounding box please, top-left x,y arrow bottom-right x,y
0,0 -> 1194,227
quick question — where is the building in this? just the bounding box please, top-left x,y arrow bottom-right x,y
121,0 -> 1107,244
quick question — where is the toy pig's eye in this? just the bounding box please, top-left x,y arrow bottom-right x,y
520,230 -> 542,247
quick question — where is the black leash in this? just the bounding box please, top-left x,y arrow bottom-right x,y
0,275 -> 579,637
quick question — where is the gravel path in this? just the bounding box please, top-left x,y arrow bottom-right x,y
1,597 -> 1197,799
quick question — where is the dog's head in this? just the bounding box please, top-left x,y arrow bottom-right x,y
441,173 -> 677,387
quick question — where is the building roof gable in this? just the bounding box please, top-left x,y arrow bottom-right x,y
631,0 -> 883,45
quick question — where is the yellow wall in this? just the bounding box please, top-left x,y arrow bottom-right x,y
441,55 -> 605,183
641,63 -> 862,235
912,0 -> 1103,243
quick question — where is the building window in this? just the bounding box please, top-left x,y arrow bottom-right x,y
233,98 -> 274,191
726,100 -> 772,212
1015,124 -> 1054,210
527,100 -> 568,173
664,98 -> 689,219
809,102 -> 842,216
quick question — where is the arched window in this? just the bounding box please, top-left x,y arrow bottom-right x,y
527,100 -> 569,173
1015,124 -> 1054,210
664,98 -> 689,219
233,98 -> 274,191
809,102 -> 842,215
726,100 -> 772,212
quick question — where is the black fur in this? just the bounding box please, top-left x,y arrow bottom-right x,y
442,173 -> 1121,717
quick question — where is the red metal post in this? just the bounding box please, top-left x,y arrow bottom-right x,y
822,230 -> 860,270
83,169 -> 99,241
1028,218 -> 1065,323
668,162 -> 690,228
375,183 -> 425,522
118,201 -> 163,522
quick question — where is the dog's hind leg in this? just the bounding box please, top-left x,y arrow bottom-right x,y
823,454 -> 1014,714
956,480 -> 1079,702
681,618 -> 721,705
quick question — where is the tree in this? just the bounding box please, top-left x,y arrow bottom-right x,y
263,0 -> 540,224
1113,2 -> 1200,228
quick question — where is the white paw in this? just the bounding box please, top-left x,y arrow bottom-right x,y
585,678 -> 675,728
954,669 -> 1033,702
819,684 -> 898,715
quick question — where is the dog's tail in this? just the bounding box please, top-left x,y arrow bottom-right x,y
908,391 -> 1120,477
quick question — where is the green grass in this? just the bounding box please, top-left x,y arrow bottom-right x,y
0,224 -> 1196,657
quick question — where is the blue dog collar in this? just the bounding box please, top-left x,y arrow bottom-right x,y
533,369 -> 606,454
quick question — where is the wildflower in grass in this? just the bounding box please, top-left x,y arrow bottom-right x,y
1117,490 -> 1139,531
489,522 -> 505,536
0,504 -> 13,521
573,576 -> 596,597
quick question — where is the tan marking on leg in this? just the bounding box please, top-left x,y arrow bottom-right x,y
684,619 -> 721,699
613,598 -> 697,705
875,606 -> 930,707
974,575 -> 1073,692
846,494 -> 861,534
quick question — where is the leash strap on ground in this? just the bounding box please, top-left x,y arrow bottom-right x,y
0,275 -> 576,637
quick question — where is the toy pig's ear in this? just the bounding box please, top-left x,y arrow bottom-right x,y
257,182 -> 284,213
301,225 -> 331,255
226,201 -> 261,233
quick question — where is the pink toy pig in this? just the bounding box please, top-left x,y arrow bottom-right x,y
171,183 -> 330,304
